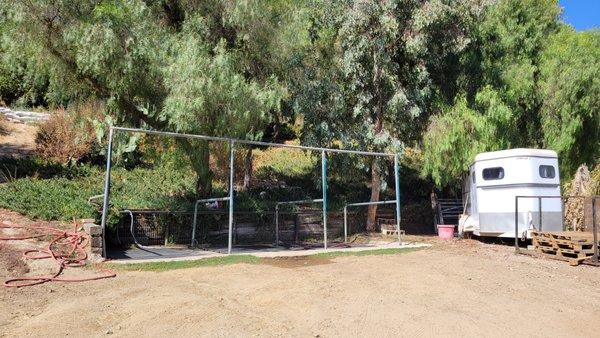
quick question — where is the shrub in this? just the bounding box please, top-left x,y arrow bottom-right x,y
0,161 -> 198,227
35,108 -> 96,164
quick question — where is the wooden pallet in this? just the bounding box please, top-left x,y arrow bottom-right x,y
381,228 -> 405,236
531,231 -> 598,266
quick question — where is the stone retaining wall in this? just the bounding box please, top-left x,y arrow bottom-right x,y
81,218 -> 104,261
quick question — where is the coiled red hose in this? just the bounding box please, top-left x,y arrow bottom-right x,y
0,221 -> 115,288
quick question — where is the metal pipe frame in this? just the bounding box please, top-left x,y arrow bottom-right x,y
343,200 -> 399,243
99,128 -> 114,257
99,126 -> 402,257
112,126 -> 395,157
321,151 -> 327,249
514,195 -> 599,254
227,141 -> 235,254
190,197 -> 231,247
394,155 -> 402,245
274,199 -> 323,247
592,196 -> 598,263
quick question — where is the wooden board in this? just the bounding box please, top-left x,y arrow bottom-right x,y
531,231 -> 598,266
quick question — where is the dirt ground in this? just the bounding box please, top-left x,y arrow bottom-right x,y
1,219 -> 600,337
0,118 -> 37,159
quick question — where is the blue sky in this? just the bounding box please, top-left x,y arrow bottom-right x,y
559,0 -> 600,31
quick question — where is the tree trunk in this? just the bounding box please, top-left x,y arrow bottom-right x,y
179,139 -> 212,198
195,141 -> 212,197
243,147 -> 253,190
367,48 -> 384,232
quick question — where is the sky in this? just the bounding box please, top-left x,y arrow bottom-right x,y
559,0 -> 600,31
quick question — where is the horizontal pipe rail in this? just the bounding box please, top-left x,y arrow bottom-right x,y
346,200 -> 398,207
112,126 -> 395,157
276,199 -> 323,206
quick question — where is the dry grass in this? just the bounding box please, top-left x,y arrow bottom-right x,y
0,114 -> 7,136
34,102 -> 102,164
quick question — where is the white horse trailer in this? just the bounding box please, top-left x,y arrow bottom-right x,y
459,149 -> 563,239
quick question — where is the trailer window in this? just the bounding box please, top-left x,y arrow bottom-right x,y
539,165 -> 555,179
482,167 -> 504,180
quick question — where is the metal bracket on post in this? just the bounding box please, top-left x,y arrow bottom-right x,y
321,150 -> 327,250
99,127 -> 114,258
227,141 -> 235,254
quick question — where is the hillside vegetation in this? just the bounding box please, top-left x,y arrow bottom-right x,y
0,0 -> 597,229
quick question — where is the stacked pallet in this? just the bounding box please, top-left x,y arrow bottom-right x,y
532,231 -> 598,266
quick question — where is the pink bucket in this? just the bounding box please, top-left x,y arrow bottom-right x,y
437,224 -> 455,240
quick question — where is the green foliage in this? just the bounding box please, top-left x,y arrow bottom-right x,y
539,27 -> 600,174
161,20 -> 283,139
422,0 -> 599,186
1,0 -> 294,195
1,0 -> 598,198
0,176 -> 100,220
0,160 -> 197,225
254,147 -> 316,178
310,247 -> 420,258
422,98 -> 487,186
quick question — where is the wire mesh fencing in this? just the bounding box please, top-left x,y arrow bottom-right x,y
107,208 -> 373,249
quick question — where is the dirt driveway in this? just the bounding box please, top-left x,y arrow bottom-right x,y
1,235 -> 600,337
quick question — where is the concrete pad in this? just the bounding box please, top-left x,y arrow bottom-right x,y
108,242 -> 430,264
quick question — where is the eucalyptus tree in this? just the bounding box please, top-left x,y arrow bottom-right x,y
296,0 -> 476,229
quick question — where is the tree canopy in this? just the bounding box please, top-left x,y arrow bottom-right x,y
0,0 -> 598,196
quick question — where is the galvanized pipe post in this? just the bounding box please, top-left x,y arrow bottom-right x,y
592,197 -> 598,263
343,206 -> 348,243
227,141 -> 235,254
394,155 -> 402,245
275,204 -> 279,247
99,127 -> 114,258
561,197 -> 566,231
321,150 -> 327,249
191,200 -> 200,247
